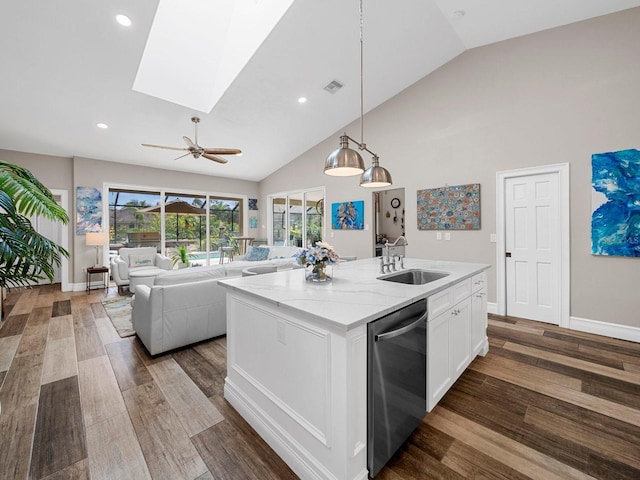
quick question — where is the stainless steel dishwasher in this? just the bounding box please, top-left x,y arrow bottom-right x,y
367,299 -> 427,477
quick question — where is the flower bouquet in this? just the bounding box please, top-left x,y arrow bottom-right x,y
296,241 -> 340,282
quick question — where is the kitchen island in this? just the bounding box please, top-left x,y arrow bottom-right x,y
219,257 -> 489,480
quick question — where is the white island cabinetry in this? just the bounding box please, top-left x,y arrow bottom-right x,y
220,257 -> 489,480
426,273 -> 488,412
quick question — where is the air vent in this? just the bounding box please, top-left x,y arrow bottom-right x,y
323,80 -> 343,94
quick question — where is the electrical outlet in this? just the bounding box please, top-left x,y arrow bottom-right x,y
436,232 -> 442,240
445,232 -> 451,241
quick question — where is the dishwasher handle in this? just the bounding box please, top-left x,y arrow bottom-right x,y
374,310 -> 428,342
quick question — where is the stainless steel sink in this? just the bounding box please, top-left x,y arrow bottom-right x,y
378,269 -> 449,285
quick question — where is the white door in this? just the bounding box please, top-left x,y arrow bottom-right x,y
29,194 -> 63,285
505,173 -> 560,324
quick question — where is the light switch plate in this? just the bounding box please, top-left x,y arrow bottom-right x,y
490,233 -> 497,243
436,232 -> 442,240
445,232 -> 451,241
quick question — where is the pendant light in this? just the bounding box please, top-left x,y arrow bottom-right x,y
324,0 -> 392,188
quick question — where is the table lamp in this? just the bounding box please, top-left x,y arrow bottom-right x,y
86,232 -> 109,267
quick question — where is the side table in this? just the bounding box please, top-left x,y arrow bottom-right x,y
86,266 -> 109,293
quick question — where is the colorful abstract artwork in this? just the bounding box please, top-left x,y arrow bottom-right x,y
331,200 -> 364,230
417,184 -> 480,230
76,187 -> 102,234
591,148 -> 640,257
249,216 -> 258,229
248,198 -> 258,210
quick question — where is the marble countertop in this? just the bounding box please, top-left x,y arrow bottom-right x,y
219,257 -> 490,330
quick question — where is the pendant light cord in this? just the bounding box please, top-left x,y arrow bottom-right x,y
359,0 -> 364,148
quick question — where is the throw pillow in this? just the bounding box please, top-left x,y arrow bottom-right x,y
245,246 -> 270,261
129,254 -> 155,268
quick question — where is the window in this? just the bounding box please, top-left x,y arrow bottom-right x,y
269,188 -> 324,247
108,187 -> 244,266
109,189 -> 161,248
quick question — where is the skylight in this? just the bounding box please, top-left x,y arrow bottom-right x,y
133,0 -> 295,113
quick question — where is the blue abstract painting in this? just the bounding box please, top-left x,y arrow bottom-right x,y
591,148 -> 640,257
331,200 -> 364,230
76,186 -> 102,234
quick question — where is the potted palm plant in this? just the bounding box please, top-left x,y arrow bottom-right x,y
0,161 -> 69,291
171,244 -> 194,269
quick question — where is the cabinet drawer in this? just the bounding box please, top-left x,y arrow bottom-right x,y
453,278 -> 471,305
471,271 -> 487,293
428,287 -> 453,319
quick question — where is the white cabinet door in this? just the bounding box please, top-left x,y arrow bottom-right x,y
427,310 -> 451,411
450,297 -> 471,377
471,287 -> 488,356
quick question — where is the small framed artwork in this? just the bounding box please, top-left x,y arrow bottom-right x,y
248,198 -> 258,210
332,200 -> 365,230
417,183 -> 480,230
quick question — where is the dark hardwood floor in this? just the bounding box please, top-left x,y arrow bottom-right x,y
1,284 -> 639,479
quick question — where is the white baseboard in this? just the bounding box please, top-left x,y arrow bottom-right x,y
487,302 -> 497,315
569,316 -> 640,344
70,281 -> 112,292
487,303 -> 639,343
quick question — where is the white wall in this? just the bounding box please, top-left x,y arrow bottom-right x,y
260,8 -> 640,327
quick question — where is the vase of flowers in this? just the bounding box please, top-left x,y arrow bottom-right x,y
296,241 -> 340,283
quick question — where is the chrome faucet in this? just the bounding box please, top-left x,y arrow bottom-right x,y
380,255 -> 393,274
380,252 -> 405,274
388,236 -> 408,247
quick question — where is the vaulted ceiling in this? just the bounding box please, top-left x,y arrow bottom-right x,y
1,0 -> 639,181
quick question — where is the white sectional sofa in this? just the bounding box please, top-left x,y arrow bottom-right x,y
131,245 -> 300,355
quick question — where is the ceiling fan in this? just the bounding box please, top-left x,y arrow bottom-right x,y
142,117 -> 241,164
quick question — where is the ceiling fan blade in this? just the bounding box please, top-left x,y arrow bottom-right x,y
183,136 -> 197,148
142,143 -> 188,152
203,148 -> 242,156
202,153 -> 228,164
173,152 -> 192,161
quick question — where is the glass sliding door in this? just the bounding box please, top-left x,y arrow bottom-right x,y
109,187 -> 244,267
162,193 -> 207,261
305,190 -> 324,247
272,196 -> 287,246
288,193 -> 303,247
108,189 -> 161,252
269,188 -> 325,247
209,196 -> 242,260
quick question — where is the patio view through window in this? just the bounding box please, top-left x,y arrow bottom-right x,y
270,189 -> 324,247
109,188 -> 243,266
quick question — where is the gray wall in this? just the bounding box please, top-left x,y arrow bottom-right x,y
260,8 -> 640,327
3,151 -> 258,283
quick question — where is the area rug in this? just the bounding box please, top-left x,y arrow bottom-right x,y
101,297 -> 135,338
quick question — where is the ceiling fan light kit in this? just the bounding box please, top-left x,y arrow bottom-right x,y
142,116 -> 241,165
323,0 -> 392,188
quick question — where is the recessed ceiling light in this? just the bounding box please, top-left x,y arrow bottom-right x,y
115,14 -> 132,27
298,97 -> 307,104
96,123 -> 109,129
